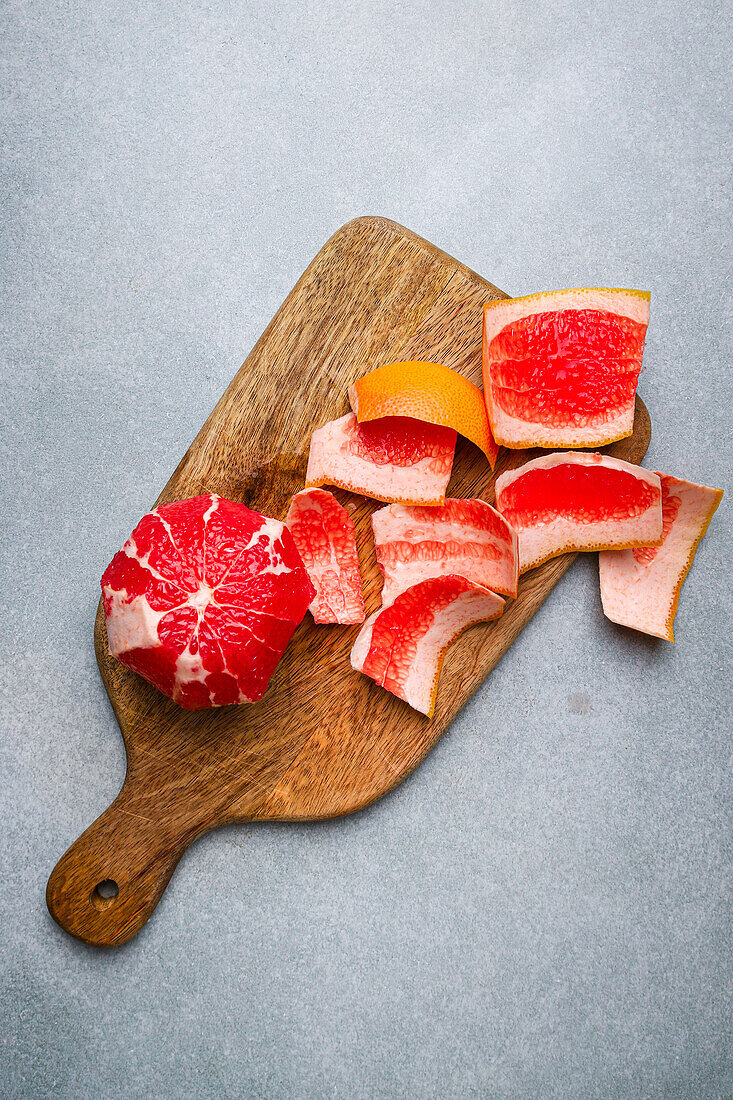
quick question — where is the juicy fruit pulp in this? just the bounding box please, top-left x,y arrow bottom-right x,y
372,498 -> 518,605
490,311 -> 644,425
349,359 -> 499,466
500,463 -> 659,525
305,412 -> 456,506
101,495 -> 315,709
483,288 -> 650,449
495,452 -> 663,573
599,474 -> 723,640
633,477 -> 682,565
286,488 -> 365,624
350,575 -> 504,716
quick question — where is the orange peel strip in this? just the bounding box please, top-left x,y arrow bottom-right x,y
349,360 -> 499,468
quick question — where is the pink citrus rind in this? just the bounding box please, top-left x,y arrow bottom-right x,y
482,288 -> 651,346
350,574 -> 504,717
495,452 -> 663,574
599,475 -> 723,641
305,412 -> 455,506
483,288 -> 650,449
372,498 -> 519,604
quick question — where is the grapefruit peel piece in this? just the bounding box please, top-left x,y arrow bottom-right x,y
495,452 -> 663,574
305,412 -> 456,506
599,474 -> 723,641
285,488 -> 365,625
483,288 -> 650,449
349,360 -> 499,467
372,498 -> 518,605
350,575 -> 504,717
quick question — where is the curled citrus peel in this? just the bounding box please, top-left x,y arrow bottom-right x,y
483,288 -> 650,449
286,488 -> 365,625
599,474 -> 723,641
350,575 -> 504,716
349,360 -> 499,467
495,452 -> 663,573
372,498 -> 518,604
305,412 -> 456,506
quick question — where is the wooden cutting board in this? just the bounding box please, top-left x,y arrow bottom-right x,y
46,217 -> 652,947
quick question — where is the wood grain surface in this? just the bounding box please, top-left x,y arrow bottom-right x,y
46,217 -> 652,947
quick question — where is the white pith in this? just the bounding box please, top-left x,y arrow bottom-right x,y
489,403 -> 635,449
482,288 -> 651,345
350,580 -> 504,716
495,451 -> 660,493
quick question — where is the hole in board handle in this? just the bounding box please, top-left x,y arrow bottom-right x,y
90,879 -> 119,911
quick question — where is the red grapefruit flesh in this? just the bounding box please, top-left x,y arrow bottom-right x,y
495,452 -> 662,573
599,474 -> 723,641
483,288 -> 650,448
350,575 -> 504,716
372,498 -> 518,604
101,494 -> 315,709
285,488 -> 365,625
305,412 -> 456,506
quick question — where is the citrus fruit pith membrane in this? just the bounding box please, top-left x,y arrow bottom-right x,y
305,412 -> 456,505
286,488 -> 365,625
350,575 -> 504,716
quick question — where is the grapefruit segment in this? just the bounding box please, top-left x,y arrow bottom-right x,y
350,575 -> 504,716
372,498 -> 518,604
285,488 -> 365,624
305,412 -> 456,506
101,494 -> 315,709
483,288 -> 650,448
349,360 -> 499,467
494,452 -> 663,573
599,475 -> 723,641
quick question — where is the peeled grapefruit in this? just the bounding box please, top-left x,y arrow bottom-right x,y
372,498 -> 518,605
495,452 -> 663,573
599,474 -> 723,641
349,360 -> 499,467
483,288 -> 650,449
285,488 -> 365,625
101,494 -> 315,709
350,575 -> 504,716
305,412 -> 456,506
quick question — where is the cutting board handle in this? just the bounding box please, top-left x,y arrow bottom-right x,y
46,778 -> 193,948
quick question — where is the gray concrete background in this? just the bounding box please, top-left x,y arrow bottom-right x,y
2,1 -> 731,1096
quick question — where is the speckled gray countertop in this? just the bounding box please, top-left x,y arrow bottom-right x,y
2,1 -> 731,1097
